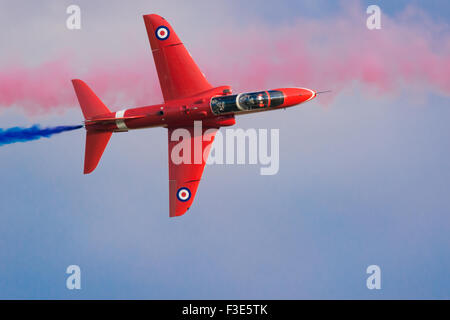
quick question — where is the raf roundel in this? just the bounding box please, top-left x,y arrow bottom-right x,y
155,26 -> 170,40
177,187 -> 191,202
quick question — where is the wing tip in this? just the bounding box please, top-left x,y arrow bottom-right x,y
169,206 -> 189,218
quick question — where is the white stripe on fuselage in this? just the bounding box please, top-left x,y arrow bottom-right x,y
115,110 -> 128,130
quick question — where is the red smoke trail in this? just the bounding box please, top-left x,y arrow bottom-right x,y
0,57 -> 162,115
203,5 -> 450,102
0,4 -> 448,114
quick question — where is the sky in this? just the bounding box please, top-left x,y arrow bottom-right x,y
0,0 -> 449,299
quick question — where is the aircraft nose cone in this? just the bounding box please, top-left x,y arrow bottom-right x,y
300,88 -> 316,101
280,87 -> 316,107
294,88 -> 316,102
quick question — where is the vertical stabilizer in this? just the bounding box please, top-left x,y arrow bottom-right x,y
72,79 -> 112,174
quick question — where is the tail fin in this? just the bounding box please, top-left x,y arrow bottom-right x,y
72,79 -> 112,174
72,79 -> 110,119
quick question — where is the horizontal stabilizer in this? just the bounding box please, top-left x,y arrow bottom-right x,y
85,115 -> 146,124
84,130 -> 112,174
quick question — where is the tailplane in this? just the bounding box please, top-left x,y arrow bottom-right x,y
72,79 -> 112,174
84,130 -> 112,174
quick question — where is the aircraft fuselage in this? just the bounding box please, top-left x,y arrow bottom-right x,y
85,86 -> 316,132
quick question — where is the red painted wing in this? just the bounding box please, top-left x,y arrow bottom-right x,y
143,14 -> 212,102
168,127 -> 218,217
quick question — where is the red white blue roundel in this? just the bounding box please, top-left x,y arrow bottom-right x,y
177,187 -> 191,202
155,26 -> 170,40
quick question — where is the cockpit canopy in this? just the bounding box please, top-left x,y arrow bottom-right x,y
238,91 -> 269,109
211,90 -> 284,115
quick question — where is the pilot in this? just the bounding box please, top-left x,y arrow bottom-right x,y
256,94 -> 264,107
248,94 -> 257,108
218,101 -> 225,112
212,99 -> 225,113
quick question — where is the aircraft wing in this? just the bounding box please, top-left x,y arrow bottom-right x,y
168,126 -> 217,217
143,14 -> 213,102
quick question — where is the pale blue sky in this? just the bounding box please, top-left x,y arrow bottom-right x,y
0,0 -> 449,299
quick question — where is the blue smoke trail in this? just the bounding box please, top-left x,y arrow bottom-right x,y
0,124 -> 83,146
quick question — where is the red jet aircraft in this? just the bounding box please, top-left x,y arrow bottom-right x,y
72,14 -> 317,217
